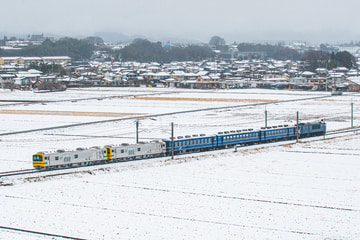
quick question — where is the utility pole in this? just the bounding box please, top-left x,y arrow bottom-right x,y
171,122 -> 174,160
136,120 -> 139,144
351,102 -> 354,128
296,111 -> 299,143
265,109 -> 268,128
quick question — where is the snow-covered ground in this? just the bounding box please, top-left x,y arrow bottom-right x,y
0,88 -> 359,239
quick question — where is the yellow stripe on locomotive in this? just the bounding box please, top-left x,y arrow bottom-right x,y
32,153 -> 46,168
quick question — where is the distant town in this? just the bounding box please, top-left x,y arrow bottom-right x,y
1,33 -> 360,92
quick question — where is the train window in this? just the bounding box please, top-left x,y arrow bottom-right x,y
74,154 -> 78,159
121,150 -> 124,153
45,157 -> 49,160
190,141 -> 193,145
137,148 -> 141,151
55,156 -> 59,161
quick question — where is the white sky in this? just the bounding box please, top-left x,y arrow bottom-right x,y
2,0 -> 360,43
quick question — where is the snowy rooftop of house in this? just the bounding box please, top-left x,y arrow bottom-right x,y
347,76 -> 360,85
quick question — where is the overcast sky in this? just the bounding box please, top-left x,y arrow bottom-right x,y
2,0 -> 360,43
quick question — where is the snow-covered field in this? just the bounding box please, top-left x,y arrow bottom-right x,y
0,87 -> 359,239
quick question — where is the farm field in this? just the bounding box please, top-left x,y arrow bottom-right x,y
0,87 -> 359,239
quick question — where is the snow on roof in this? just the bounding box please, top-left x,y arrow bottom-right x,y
301,71 -> 316,76
347,76 -> 360,85
28,69 -> 43,74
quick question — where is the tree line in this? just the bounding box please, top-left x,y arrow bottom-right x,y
303,50 -> 355,72
113,39 -> 215,63
0,36 -> 356,71
0,37 -> 93,60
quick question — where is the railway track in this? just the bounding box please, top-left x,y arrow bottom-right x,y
325,126 -> 360,136
0,169 -> 38,178
1,126 -> 358,185
0,225 -> 86,240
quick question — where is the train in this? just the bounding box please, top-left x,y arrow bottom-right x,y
33,120 -> 326,170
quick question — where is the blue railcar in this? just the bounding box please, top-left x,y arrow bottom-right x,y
163,135 -> 217,155
261,126 -> 296,142
217,130 -> 260,147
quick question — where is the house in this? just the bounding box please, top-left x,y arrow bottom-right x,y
347,77 -> 360,91
308,77 -> 327,90
40,75 -> 57,83
0,56 -> 71,66
170,71 -> 185,81
22,57 -> 43,66
41,56 -> 71,65
0,57 -> 22,65
289,77 -> 312,90
196,75 -> 220,89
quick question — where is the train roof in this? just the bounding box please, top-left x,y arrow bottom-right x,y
163,121 -> 324,141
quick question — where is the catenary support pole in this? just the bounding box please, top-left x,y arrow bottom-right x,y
171,122 -> 174,160
136,120 -> 139,144
296,111 -> 299,143
265,109 -> 268,128
351,102 -> 354,128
